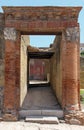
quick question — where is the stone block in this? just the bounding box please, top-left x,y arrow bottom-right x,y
3,114 -> 18,121
42,110 -> 64,118
70,118 -> 81,125
65,111 -> 84,125
25,116 -> 59,124
19,110 -> 42,118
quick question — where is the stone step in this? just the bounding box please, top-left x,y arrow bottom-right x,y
25,116 -> 59,124
29,83 -> 50,88
19,109 -> 64,119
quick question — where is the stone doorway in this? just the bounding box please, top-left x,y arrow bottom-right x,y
20,44 -> 63,118
0,6 -> 82,120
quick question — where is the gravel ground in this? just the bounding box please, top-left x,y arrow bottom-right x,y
0,121 -> 84,130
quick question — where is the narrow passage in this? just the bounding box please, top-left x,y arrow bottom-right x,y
22,85 -> 61,110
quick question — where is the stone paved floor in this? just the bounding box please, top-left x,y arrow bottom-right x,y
0,122 -> 84,130
21,87 -> 61,110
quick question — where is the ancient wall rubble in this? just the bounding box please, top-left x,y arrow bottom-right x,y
65,111 -> 84,125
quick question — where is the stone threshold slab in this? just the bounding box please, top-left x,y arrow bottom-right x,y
19,109 -> 64,118
25,116 -> 59,124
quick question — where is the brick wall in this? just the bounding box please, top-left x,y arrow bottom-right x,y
0,13 -> 4,111
3,7 -> 81,33
62,27 -> 80,111
0,7 -> 81,120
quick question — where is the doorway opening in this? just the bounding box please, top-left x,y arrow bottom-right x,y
28,35 -> 55,88
29,58 -> 49,88
20,34 -> 63,118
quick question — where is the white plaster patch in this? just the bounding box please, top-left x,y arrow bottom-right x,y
4,27 -> 17,41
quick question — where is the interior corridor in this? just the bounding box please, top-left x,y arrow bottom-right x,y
21,86 -> 61,110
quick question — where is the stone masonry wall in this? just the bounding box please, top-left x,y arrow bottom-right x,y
50,35 -> 62,104
80,57 -> 84,89
20,35 -> 30,107
0,13 -> 4,111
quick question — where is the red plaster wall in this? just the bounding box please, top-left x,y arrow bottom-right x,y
29,59 -> 45,81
